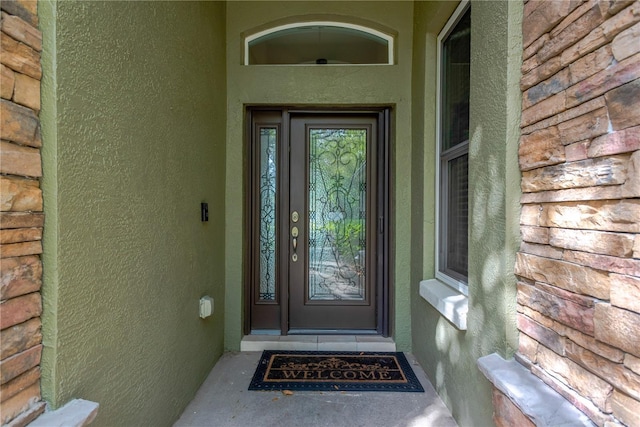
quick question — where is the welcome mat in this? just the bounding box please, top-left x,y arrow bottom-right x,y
248,350 -> 424,392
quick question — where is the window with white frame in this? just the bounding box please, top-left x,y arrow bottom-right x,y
437,1 -> 470,294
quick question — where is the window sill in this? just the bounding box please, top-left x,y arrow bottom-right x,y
419,279 -> 468,330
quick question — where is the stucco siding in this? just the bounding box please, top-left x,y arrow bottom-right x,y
39,2 -> 227,425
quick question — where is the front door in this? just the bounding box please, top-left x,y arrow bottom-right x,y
247,109 -> 390,334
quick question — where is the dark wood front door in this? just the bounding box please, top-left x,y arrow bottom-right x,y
247,108 -> 390,334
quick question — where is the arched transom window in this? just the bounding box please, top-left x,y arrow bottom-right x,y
245,22 -> 394,65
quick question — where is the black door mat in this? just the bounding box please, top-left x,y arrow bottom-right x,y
248,350 -> 425,392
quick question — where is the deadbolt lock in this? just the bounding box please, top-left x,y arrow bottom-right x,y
291,211 -> 299,223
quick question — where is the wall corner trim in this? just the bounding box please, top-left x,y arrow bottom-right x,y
419,279 -> 468,330
477,353 -> 595,427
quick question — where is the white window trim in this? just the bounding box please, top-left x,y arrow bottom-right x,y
421,0 -> 470,331
244,21 -> 394,66
434,0 -> 470,297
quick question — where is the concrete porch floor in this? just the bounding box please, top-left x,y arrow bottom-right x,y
174,351 -> 459,427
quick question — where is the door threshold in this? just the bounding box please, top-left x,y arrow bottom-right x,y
288,329 -> 378,335
240,334 -> 396,352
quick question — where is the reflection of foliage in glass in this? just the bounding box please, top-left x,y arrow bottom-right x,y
323,220 -> 363,265
309,128 -> 367,300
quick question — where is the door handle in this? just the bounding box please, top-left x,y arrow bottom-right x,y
291,226 -> 299,261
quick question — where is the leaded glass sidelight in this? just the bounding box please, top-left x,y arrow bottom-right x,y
259,128 -> 277,301
308,129 -> 367,301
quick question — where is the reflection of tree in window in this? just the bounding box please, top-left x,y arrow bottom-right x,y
309,129 -> 367,300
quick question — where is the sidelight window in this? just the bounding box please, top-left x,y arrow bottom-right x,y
258,128 -> 278,301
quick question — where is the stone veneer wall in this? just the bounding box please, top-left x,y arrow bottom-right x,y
493,1 -> 640,426
0,0 -> 46,425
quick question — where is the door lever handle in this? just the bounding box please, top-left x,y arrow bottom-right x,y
291,226 -> 299,261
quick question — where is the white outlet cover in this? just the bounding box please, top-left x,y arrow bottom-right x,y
199,296 -> 214,319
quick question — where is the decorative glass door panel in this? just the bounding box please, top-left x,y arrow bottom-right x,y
259,128 -> 277,301
249,111 -> 283,331
308,129 -> 367,301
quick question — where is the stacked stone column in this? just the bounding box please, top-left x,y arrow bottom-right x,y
509,1 -> 640,426
0,1 -> 46,425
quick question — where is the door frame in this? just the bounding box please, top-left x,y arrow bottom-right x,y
243,106 -> 393,336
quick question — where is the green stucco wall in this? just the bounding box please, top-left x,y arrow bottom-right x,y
39,2 -> 227,425
224,1 -> 415,351
410,1 -> 522,426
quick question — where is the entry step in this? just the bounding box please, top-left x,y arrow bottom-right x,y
240,335 -> 396,352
